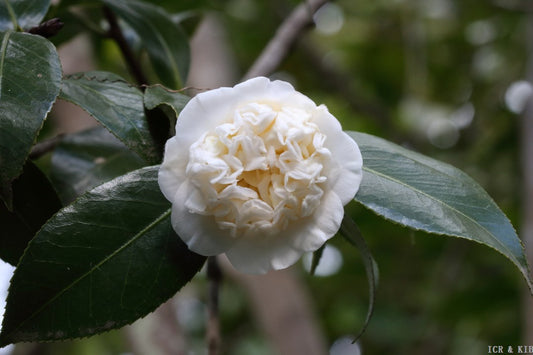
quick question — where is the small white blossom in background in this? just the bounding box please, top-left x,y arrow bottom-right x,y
158,77 -> 363,274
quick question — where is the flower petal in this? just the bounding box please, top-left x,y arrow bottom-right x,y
158,77 -> 364,274
225,234 -> 302,274
313,106 -> 363,205
328,133 -> 363,205
173,77 -> 317,150
289,191 -> 344,251
225,192 -> 344,274
170,181 -> 238,255
158,137 -> 189,202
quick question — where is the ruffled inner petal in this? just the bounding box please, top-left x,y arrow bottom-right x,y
225,193 -> 342,273
184,101 -> 333,237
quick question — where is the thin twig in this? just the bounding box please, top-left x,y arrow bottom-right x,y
103,5 -> 171,159
103,5 -> 149,86
29,134 -> 64,160
243,0 -> 330,79
206,256 -> 222,355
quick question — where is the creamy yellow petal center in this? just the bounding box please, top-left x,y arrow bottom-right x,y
185,102 -> 331,237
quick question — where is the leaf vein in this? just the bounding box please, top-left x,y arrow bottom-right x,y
361,165 -> 516,259
3,208 -> 172,339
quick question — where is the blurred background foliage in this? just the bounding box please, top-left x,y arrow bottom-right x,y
2,0 -> 531,354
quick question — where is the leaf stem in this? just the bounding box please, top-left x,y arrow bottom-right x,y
340,215 -> 378,343
206,256 -> 222,355
0,30 -> 12,92
310,243 -> 325,276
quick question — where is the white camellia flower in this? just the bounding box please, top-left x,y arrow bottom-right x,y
158,77 -> 363,274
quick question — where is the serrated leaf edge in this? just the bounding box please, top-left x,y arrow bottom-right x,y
0,31 -> 62,206
0,207 -> 173,344
58,72 -> 154,164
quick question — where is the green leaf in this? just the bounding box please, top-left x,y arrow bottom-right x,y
339,216 -> 378,343
59,71 -> 160,164
309,243 -> 325,276
0,31 -> 61,207
0,161 -> 61,266
348,131 -> 533,291
0,166 -> 206,345
143,85 -> 189,118
50,127 -> 146,204
0,0 -> 51,31
103,0 -> 190,89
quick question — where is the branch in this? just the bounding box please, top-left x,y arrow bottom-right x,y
103,5 -> 170,159
29,135 -> 64,160
243,0 -> 330,79
103,6 -> 149,86
27,18 -> 64,38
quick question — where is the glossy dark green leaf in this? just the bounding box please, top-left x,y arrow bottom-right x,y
143,85 -> 189,118
50,127 -> 146,204
0,31 -> 62,207
0,166 -> 206,345
59,71 -> 159,164
0,161 -> 61,266
348,131 -> 533,291
103,0 -> 190,89
340,216 -> 378,342
0,0 -> 51,31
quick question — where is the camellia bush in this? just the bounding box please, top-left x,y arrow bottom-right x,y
0,0 -> 531,351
